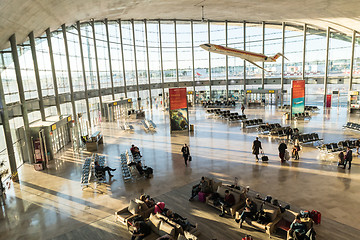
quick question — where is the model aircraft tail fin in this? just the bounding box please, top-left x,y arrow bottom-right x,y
273,53 -> 289,61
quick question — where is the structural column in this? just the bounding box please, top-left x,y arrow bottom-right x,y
105,19 -> 115,100
9,34 -> 34,164
62,24 -> 77,123
323,27 -> 330,107
225,21 -> 229,99
302,24 -> 307,80
77,21 -> 92,127
29,31 -> 46,121
159,21 -> 165,106
118,20 -> 127,98
243,21 -> 247,101
144,20 -> 152,108
174,20 -> 179,87
262,21 -> 265,89
208,21 -> 212,100
281,22 -> 285,106
91,20 -> 104,116
0,71 -> 18,181
191,20 -> 196,101
349,30 -> 356,92
46,28 -> 61,116
131,20 -> 140,110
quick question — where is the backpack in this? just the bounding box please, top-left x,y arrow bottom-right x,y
264,195 -> 272,203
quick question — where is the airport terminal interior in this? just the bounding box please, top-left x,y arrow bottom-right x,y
1,1 -> 360,239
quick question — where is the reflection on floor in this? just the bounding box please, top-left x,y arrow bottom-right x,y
1,105 -> 360,240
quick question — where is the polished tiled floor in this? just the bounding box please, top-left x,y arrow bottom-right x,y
1,105 -> 360,239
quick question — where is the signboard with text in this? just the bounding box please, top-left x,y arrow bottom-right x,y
169,88 -> 189,131
291,80 -> 305,117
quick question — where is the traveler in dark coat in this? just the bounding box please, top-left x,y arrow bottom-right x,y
278,142 -> 287,162
343,147 -> 353,169
181,144 -> 190,166
286,127 -> 293,140
252,137 -> 262,161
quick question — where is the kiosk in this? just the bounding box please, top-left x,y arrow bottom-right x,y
245,89 -> 281,106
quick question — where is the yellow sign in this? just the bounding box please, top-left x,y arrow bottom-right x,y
127,99 -> 132,103
350,91 -> 359,95
113,102 -> 117,106
269,90 -> 275,93
188,91 -> 193,94
246,90 -> 252,93
51,124 -> 56,131
67,116 -> 72,122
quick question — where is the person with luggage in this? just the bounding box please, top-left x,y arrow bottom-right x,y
252,137 -> 262,161
241,104 -> 245,115
219,190 -> 235,217
131,144 -> 142,158
286,127 -> 293,141
289,214 -> 307,240
235,198 -> 257,228
338,151 -> 345,167
278,142 -> 287,162
181,143 -> 190,166
343,146 -> 353,170
189,177 -> 209,201
292,139 -> 301,160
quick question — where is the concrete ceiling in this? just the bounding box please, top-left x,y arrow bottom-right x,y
1,0 -> 360,50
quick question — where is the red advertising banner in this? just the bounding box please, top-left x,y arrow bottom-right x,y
169,88 -> 187,110
292,80 -> 305,99
326,94 -> 332,108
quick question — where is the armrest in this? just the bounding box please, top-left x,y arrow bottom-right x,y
266,215 -> 282,235
229,202 -> 243,217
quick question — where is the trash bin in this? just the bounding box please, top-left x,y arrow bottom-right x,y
190,124 -> 194,132
285,112 -> 290,120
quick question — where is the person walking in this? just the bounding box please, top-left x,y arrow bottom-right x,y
241,104 -> 245,115
181,143 -> 190,166
252,137 -> 262,161
343,146 -> 353,170
286,127 -> 293,141
278,142 -> 287,162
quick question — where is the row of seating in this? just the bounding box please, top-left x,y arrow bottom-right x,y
141,119 -> 157,132
121,152 -> 132,181
293,133 -> 322,144
293,112 -> 311,120
207,109 -> 247,121
257,123 -> 282,133
81,154 -> 106,189
81,157 -> 92,188
344,122 -> 360,131
269,126 -> 291,136
94,154 -> 106,183
278,105 -> 319,112
318,139 -> 360,153
206,108 -> 221,113
203,100 -> 235,108
241,119 -> 263,128
123,122 -> 134,131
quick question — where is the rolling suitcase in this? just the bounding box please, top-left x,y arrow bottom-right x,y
310,210 -> 321,224
261,151 -> 269,162
242,235 -> 254,240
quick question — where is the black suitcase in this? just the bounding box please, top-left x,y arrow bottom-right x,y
261,151 -> 269,162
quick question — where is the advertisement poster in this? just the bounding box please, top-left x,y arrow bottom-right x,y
326,94 -> 332,108
169,88 -> 189,131
291,80 -> 305,117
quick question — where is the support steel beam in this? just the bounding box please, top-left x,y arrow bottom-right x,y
349,30 -> 356,92
91,20 -> 104,116
324,27 -> 330,107
131,20 -> 140,110
225,21 -> 229,99
159,20 -> 165,105
118,20 -> 127,98
29,31 -> 45,121
62,24 -> 77,123
243,21 -> 246,93
281,22 -> 285,106
262,21 -> 265,89
174,20 -> 179,87
9,34 -> 33,164
77,21 -> 92,127
105,19 -> 115,100
46,28 -> 61,116
302,24 -> 307,79
0,71 -> 18,181
144,20 -> 152,108
191,20 -> 196,100
208,21 -> 212,100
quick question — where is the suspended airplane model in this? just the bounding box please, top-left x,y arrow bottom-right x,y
200,43 -> 288,71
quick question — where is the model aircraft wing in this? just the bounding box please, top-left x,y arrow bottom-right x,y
245,59 -> 270,72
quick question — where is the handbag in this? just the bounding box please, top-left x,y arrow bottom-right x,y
188,156 -> 192,161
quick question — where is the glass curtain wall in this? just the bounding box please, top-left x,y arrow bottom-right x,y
264,24 -> 282,84
352,33 -> 360,90
95,22 -> 111,90
161,21 -> 177,83
245,23 -> 263,89
66,26 -> 84,92
0,50 -> 19,103
177,22 -> 192,82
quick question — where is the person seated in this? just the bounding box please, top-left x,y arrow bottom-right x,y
131,144 -> 142,158
94,161 -> 116,177
189,176 -> 209,201
81,135 -> 88,144
219,190 -> 235,217
235,198 -> 257,228
131,221 -> 151,240
165,209 -> 196,231
289,214 -> 307,240
139,194 -> 155,208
